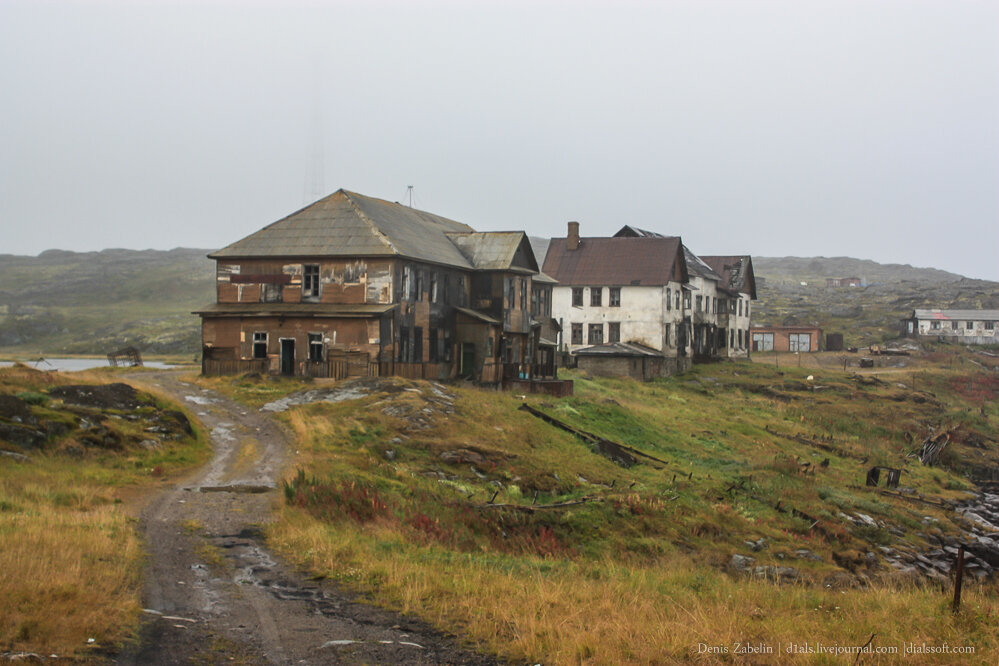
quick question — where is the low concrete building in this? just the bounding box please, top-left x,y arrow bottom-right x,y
902,309 -> 999,345
750,325 -> 823,352
573,341 -> 669,381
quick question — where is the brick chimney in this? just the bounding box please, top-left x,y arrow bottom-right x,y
567,221 -> 580,251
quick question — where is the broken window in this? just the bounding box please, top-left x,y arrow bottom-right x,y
429,328 -> 439,363
931,321 -> 940,330
666,288 -> 671,311
401,266 -> 412,301
683,292 -> 691,310
952,321 -> 959,330
308,333 -> 323,362
664,323 -> 671,346
413,327 -> 423,362
486,336 -> 494,357
262,283 -> 282,303
608,322 -> 620,343
609,287 -> 620,307
571,323 -> 583,345
303,264 -> 320,299
986,321 -> 995,331
253,332 -> 268,359
695,295 -> 702,312
675,291 -> 681,310
505,278 -> 515,308
521,278 -> 528,310
398,326 -> 410,362
416,270 -> 424,302
966,320 -> 974,330
588,323 -> 603,345
572,287 -> 583,307
590,287 -> 602,307
738,299 -> 743,316
430,273 -> 438,303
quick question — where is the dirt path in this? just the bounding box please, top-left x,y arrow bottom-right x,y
118,371 -> 498,665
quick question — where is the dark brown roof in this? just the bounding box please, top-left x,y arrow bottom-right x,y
542,236 -> 687,286
700,256 -> 757,299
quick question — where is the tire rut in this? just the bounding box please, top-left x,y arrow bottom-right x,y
117,371 -> 499,665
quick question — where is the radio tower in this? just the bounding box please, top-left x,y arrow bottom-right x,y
303,71 -> 325,205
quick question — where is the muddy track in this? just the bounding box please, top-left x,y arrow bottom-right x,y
117,371 -> 498,665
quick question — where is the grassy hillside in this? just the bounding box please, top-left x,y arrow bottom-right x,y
0,365 -> 208,657
196,348 -> 999,663
0,248 -> 214,357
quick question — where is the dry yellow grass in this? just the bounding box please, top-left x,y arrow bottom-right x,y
270,508 -> 998,664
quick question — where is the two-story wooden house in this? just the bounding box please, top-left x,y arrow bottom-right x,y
195,189 -> 562,387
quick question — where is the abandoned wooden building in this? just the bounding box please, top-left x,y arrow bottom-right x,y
195,189 -> 567,391
902,309 -> 999,345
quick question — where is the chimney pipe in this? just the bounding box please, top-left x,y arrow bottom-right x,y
567,221 -> 580,251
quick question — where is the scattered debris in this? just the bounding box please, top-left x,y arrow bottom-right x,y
865,466 -> 901,489
107,346 -> 143,368
915,429 -> 952,465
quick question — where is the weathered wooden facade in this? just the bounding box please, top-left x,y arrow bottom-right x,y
196,190 -> 567,390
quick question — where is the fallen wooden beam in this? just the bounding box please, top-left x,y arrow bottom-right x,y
476,496 -> 601,512
518,403 -> 668,468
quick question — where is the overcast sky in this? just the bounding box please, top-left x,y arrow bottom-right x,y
2,0 -> 997,280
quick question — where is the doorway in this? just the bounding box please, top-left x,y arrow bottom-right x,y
280,338 -> 295,376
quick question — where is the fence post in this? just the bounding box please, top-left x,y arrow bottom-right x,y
952,545 -> 965,613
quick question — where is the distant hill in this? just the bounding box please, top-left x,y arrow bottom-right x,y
0,248 -> 214,357
2,247 -> 996,357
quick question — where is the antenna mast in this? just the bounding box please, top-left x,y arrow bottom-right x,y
406,185 -> 414,208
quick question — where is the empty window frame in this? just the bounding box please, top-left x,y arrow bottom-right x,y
695,295 -> 702,312
572,287 -> 584,307
415,270 -> 424,302
252,332 -> 268,359
930,321 -> 941,330
590,287 -> 602,307
609,287 -> 621,307
952,321 -> 959,330
664,323 -> 671,347
308,333 -> 323,362
588,323 -> 603,344
430,273 -> 438,303
666,288 -> 671,311
521,278 -> 528,310
429,328 -> 439,363
571,323 -> 583,345
738,299 -> 743,316
676,291 -> 681,310
608,322 -> 620,343
966,320 -> 974,330
683,292 -> 691,310
986,321 -> 995,331
303,264 -> 320,299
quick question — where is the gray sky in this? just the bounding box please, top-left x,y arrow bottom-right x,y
2,0 -> 997,280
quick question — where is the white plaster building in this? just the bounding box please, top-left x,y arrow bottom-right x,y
543,222 -> 693,374
903,309 -> 999,345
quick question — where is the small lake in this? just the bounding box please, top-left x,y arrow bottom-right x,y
0,358 -> 177,372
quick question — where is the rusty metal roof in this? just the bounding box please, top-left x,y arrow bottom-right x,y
193,303 -> 396,318
542,236 -> 687,286
209,190 -> 475,268
445,231 -> 539,271
912,309 -> 999,321
573,341 -> 662,357
700,255 -> 757,299
454,307 -> 501,325
683,245 -> 721,282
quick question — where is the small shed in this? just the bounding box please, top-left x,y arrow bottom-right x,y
573,341 -> 670,381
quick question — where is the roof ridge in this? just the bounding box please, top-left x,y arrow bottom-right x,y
341,190 -> 398,255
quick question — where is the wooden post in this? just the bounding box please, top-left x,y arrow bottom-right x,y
952,545 -> 965,613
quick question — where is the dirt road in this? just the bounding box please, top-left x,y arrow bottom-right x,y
119,371 -> 497,665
